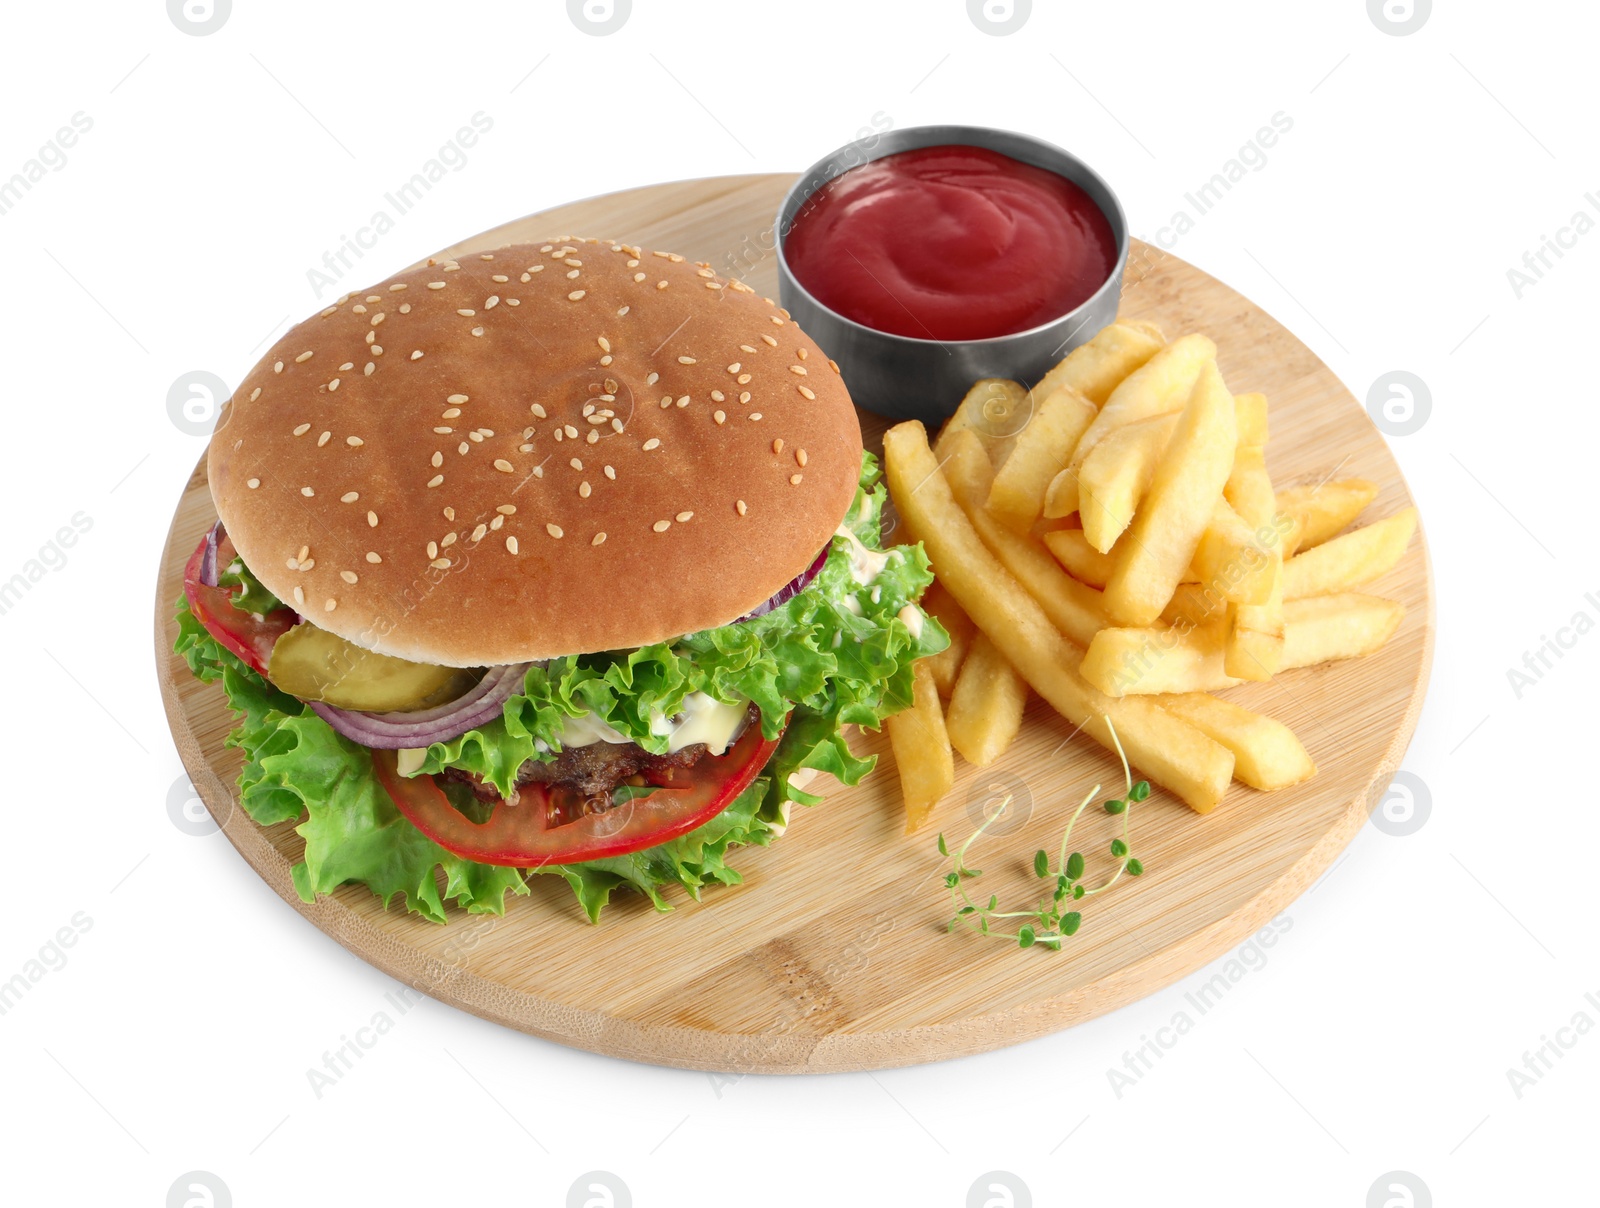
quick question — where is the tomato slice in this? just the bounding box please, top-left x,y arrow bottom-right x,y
183,526 -> 295,677
372,719 -> 784,867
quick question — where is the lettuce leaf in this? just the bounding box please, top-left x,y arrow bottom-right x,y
174,453 -> 945,922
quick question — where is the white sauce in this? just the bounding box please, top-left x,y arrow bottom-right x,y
898,605 -> 924,640
841,594 -> 863,616
834,524 -> 892,586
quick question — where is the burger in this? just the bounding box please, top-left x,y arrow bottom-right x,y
174,237 -> 947,923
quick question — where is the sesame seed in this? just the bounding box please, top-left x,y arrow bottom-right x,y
504,536 -> 519,555
430,558 -> 451,570
297,545 -> 310,562
727,362 -> 741,374
597,337 -> 611,352
617,306 -> 629,316
564,424 -> 578,439
591,532 -> 607,547
797,348 -> 809,360
444,507 -> 455,520
761,334 -> 778,346
553,429 -> 564,442
676,510 -> 694,523
328,378 -> 342,392
657,280 -> 669,290
485,296 -> 500,309
431,452 -> 444,468
366,551 -> 382,563
460,442 -> 470,455
675,396 -> 690,409
296,351 -> 314,363
292,424 -> 310,437
340,570 -> 358,584
677,356 -> 696,365
790,365 -> 807,376
427,541 -> 439,559
469,432 -> 484,443
490,514 -> 505,530
471,327 -> 484,337
634,273 -> 646,282
586,429 -> 598,444
286,557 -> 298,570
603,465 -> 616,480
249,387 -> 261,402
568,290 -> 586,301
518,443 -> 533,453
347,436 -> 364,447
494,459 -> 515,473
448,394 -> 469,405
508,298 -> 521,307
740,345 -> 756,354
364,363 -> 375,376
318,431 -> 332,447
790,473 -> 803,485
301,486 -> 315,497
293,586 -> 305,607
371,313 -> 385,326
798,385 -> 816,400
274,361 -> 285,373
496,505 -> 516,515
749,413 -> 763,421
569,458 -> 583,471
737,374 -> 751,384
642,438 -> 661,451
771,315 -> 784,325
739,391 -> 751,403
412,350 -> 424,360
367,511 -> 378,527
427,281 -> 446,289
530,264 -> 545,273
579,481 -> 592,498
565,258 -> 582,268
698,268 -> 715,278
324,598 -> 338,612
736,499 -> 748,516
705,281 -> 722,290
646,372 -> 659,386
340,491 -> 359,503
599,355 -> 612,366
545,524 -> 563,539
714,410 -> 726,424
442,532 -> 457,548
339,362 -> 354,372
428,474 -> 443,487
434,426 -> 452,435
457,309 -> 476,317
247,477 -> 261,489
653,520 -> 671,533
711,390 -> 725,402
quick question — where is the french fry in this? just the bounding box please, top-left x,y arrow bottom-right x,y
1280,593 -> 1406,669
1161,583 -> 1228,629
1223,442 -> 1287,679
1047,334 -> 1216,519
945,632 -> 1029,767
1282,508 -> 1417,600
1156,694 -> 1316,791
1103,361 -> 1237,625
1080,622 -> 1239,697
884,420 -> 1235,813
1076,412 -> 1178,549
1042,527 -> 1113,590
886,660 -> 955,832
1275,478 -> 1380,552
934,378 -> 1028,461
943,431 -> 1111,647
919,580 -> 976,697
985,385 -> 1097,532
1030,320 -> 1165,407
1190,498 -> 1277,607
1233,392 -> 1268,449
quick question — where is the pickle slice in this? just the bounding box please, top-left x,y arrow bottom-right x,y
267,623 -> 479,712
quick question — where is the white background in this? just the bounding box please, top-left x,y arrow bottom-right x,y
1,1 -> 1594,1205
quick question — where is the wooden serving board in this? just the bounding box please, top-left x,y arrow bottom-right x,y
155,174 -> 1433,1072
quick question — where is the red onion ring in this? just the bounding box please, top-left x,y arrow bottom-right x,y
307,661 -> 533,750
736,546 -> 828,622
199,521 -> 223,588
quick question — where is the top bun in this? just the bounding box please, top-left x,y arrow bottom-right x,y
208,238 -> 863,666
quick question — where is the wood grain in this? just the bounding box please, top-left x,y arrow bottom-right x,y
154,174 -> 1433,1072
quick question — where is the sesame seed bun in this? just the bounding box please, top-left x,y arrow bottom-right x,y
207,238 -> 863,667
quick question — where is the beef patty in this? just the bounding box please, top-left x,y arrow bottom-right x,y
440,704 -> 758,827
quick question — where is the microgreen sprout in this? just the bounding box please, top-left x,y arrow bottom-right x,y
938,717 -> 1148,951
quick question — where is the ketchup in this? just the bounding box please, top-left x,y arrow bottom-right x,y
784,145 -> 1117,342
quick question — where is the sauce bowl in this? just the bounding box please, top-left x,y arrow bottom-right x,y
775,124 -> 1129,424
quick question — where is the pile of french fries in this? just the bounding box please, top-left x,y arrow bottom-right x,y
883,320 -> 1417,829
